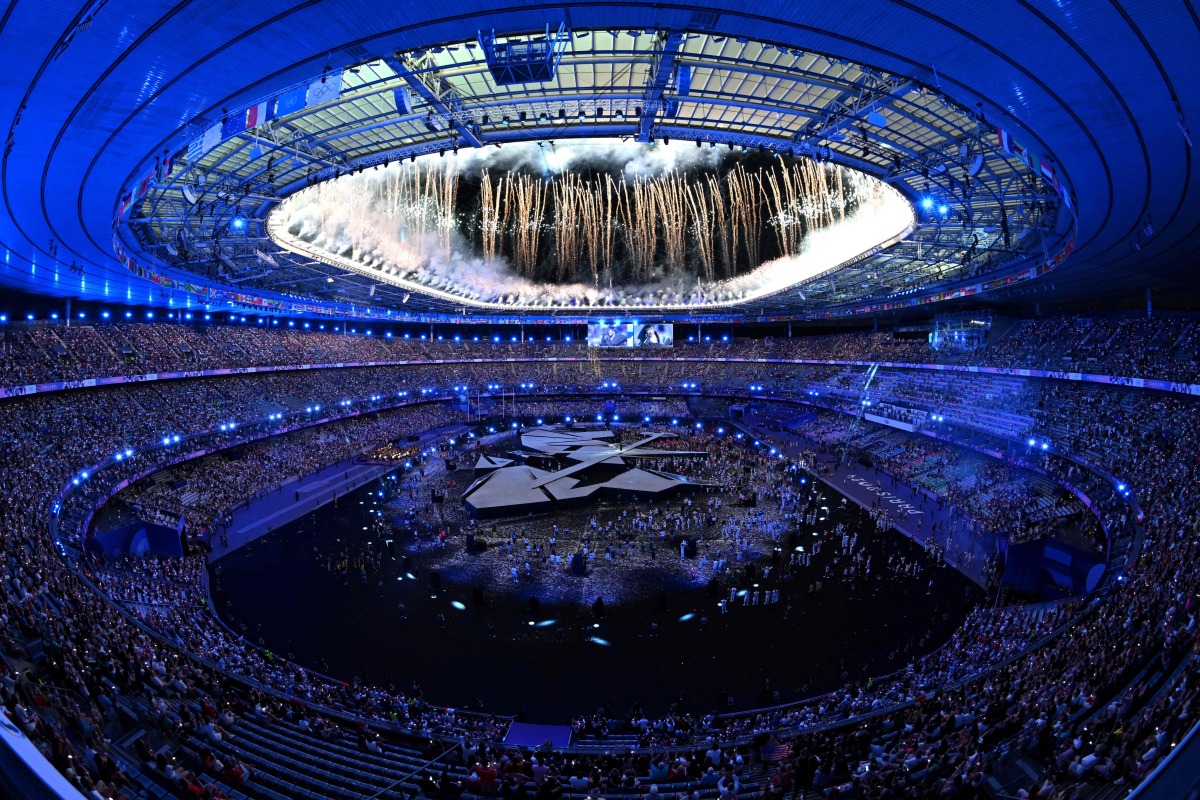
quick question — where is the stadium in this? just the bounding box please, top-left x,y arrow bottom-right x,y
0,3 -> 1197,799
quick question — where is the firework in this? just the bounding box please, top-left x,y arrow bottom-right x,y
275,141 -> 913,310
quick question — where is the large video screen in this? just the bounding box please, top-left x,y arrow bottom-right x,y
587,322 -> 674,348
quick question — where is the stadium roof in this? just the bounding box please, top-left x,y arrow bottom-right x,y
0,1 -> 1196,322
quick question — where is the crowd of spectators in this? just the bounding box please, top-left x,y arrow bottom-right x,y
0,322 -> 1197,800
116,404 -> 462,534
767,412 -> 1098,553
4,315 -> 1200,392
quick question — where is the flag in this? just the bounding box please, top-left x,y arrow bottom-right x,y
245,100 -> 274,129
1040,159 -> 1059,190
760,743 -> 791,762
306,72 -> 343,107
274,86 -> 308,117
1024,150 -> 1040,176
995,125 -> 1011,154
138,175 -> 150,197
186,124 -> 222,163
118,191 -> 132,218
154,155 -> 172,182
221,113 -> 246,139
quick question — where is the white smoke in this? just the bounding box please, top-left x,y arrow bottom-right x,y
452,137 -> 725,179
269,139 -> 914,310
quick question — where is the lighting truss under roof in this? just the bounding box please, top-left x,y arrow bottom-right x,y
121,26 -> 1075,323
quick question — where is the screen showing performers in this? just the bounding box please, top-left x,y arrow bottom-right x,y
587,322 -> 673,347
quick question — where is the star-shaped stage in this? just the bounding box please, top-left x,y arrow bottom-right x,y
463,427 -> 713,519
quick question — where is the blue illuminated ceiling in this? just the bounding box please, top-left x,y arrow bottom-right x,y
0,1 -> 1196,321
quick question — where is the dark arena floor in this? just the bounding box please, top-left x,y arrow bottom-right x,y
211,429 -> 981,722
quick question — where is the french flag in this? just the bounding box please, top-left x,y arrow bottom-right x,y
245,100 -> 274,129
995,125 -> 1012,154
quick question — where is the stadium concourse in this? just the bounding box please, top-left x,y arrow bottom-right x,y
1,2 -> 1200,800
